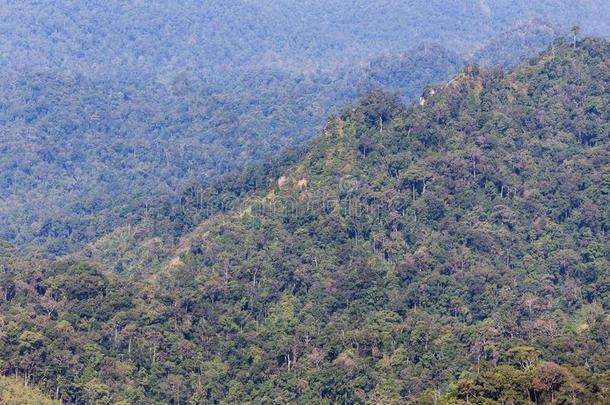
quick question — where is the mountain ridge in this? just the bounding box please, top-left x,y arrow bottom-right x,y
0,38 -> 609,404
2,2 -> 605,255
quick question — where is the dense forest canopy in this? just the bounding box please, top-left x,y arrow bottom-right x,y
2,0 -> 610,74
1,1 -> 609,254
1,2 -> 610,403
1,38 -> 608,404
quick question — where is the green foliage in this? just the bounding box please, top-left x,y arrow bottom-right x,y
445,361 -> 610,404
0,376 -> 58,405
4,1 -> 608,255
1,38 -> 609,403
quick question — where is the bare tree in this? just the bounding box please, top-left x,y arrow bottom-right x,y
571,25 -> 581,49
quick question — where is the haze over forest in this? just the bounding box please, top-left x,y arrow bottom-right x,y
2,0 -> 610,254
0,1 -> 609,404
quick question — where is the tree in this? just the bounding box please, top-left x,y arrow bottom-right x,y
532,362 -> 572,404
571,25 -> 581,48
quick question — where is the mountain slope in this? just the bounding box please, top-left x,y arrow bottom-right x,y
3,1 -> 609,255
153,37 -> 610,401
1,38 -> 609,404
0,45 -> 462,255
470,18 -> 559,68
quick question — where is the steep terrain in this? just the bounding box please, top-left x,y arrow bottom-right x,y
0,44 -> 463,255
2,1 -> 609,254
0,38 -> 608,404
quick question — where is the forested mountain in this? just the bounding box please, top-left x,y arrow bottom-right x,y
3,0 -> 610,74
1,38 -> 608,404
470,19 -> 558,68
2,1 -> 610,254
0,45 -> 463,255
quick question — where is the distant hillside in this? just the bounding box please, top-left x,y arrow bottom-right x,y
2,0 -> 609,75
2,1 -> 609,255
0,45 -> 462,255
1,38 -> 608,404
471,18 -> 559,68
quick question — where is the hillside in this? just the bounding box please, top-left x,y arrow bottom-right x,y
2,1 -> 609,255
0,38 -> 609,404
0,44 -> 462,256
470,18 -> 558,68
3,0 -> 610,75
